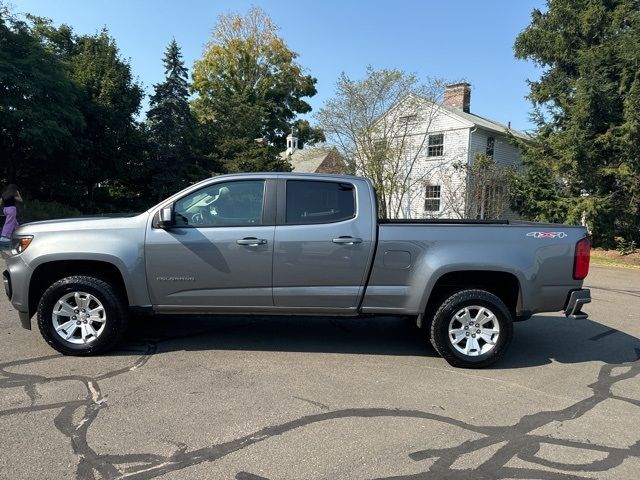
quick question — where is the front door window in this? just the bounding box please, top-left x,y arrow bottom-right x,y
174,180 -> 265,227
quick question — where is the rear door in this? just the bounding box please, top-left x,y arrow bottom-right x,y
146,178 -> 276,309
272,178 -> 376,310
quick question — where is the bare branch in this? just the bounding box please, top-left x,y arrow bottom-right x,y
316,67 -> 448,219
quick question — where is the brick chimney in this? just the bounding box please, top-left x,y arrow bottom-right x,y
444,83 -> 471,113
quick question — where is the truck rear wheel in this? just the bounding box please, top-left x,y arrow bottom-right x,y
429,289 -> 513,368
37,275 -> 129,355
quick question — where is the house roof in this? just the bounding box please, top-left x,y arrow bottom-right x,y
443,106 -> 531,140
279,147 -> 343,173
386,93 -> 531,140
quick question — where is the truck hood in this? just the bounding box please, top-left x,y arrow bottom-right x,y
15,213 -> 148,235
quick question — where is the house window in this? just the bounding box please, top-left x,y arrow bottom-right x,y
373,139 -> 387,151
373,139 -> 387,160
399,114 -> 418,125
486,136 -> 495,157
427,134 -> 444,157
424,185 -> 441,212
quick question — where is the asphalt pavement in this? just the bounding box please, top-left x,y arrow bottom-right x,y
1,263 -> 639,479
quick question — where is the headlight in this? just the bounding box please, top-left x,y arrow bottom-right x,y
11,236 -> 33,255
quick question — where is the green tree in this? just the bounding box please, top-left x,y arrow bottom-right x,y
1,5 -> 147,213
0,8 -> 84,195
292,119 -> 326,148
146,39 -> 203,200
513,0 -> 640,246
191,6 -> 319,172
28,18 -> 144,208
70,29 -> 144,206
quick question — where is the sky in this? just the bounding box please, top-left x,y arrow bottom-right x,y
14,0 -> 546,132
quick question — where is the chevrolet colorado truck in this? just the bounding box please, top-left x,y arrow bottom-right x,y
2,173 -> 591,368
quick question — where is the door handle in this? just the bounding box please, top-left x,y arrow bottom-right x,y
332,236 -> 363,245
237,237 -> 267,246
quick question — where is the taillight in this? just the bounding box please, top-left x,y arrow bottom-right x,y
573,237 -> 590,280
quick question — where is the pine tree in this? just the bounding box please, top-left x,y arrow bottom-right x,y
512,0 -> 640,246
147,39 -> 200,199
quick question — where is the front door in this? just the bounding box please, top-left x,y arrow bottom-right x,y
146,178 -> 275,309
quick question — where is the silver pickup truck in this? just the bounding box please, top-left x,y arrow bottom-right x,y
2,173 -> 591,368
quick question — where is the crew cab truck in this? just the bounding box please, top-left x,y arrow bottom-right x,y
2,173 -> 591,368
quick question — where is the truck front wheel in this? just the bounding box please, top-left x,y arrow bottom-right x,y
429,289 -> 513,368
37,275 -> 129,355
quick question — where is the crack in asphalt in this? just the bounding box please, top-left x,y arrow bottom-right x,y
1,336 -> 640,479
292,395 -> 330,412
587,285 -> 640,299
588,328 -> 619,341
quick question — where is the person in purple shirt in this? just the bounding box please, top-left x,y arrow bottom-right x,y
1,184 -> 23,244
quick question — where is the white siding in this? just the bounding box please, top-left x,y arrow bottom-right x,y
469,128 -> 522,168
397,127 -> 470,219
469,128 -> 523,220
368,96 -> 524,220
382,97 -> 472,219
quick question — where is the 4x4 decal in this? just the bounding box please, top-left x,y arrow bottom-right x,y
526,231 -> 568,239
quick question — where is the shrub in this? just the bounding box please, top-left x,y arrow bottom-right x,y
18,199 -> 82,223
615,237 -> 638,256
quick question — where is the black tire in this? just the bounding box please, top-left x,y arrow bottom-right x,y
37,275 -> 129,356
429,289 -> 513,368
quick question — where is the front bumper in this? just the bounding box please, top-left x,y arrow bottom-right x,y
2,269 -> 10,300
17,311 -> 31,330
3,251 -> 33,329
564,288 -> 591,320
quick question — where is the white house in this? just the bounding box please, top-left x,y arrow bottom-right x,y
375,83 -> 529,219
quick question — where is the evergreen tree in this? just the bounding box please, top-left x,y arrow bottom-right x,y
147,39 -> 202,200
512,0 -> 640,246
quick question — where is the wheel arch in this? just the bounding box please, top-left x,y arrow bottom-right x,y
28,260 -> 129,319
422,269 -> 522,321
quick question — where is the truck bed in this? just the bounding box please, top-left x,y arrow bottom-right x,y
361,220 -> 588,316
378,218 -> 509,225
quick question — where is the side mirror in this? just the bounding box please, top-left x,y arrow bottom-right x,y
158,205 -> 174,229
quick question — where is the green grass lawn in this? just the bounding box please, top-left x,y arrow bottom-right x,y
591,249 -> 640,270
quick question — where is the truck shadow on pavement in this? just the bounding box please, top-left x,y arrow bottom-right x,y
2,312 -> 640,479
500,315 -> 640,368
126,314 -> 435,357
1,314 -> 639,479
123,312 -> 640,368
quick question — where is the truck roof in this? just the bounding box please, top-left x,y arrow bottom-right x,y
205,172 -> 364,181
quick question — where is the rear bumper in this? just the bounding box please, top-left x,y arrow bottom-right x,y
564,288 -> 591,320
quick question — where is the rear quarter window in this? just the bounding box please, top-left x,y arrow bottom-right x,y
285,180 -> 355,224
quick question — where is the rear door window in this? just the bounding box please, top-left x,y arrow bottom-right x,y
285,180 -> 355,225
